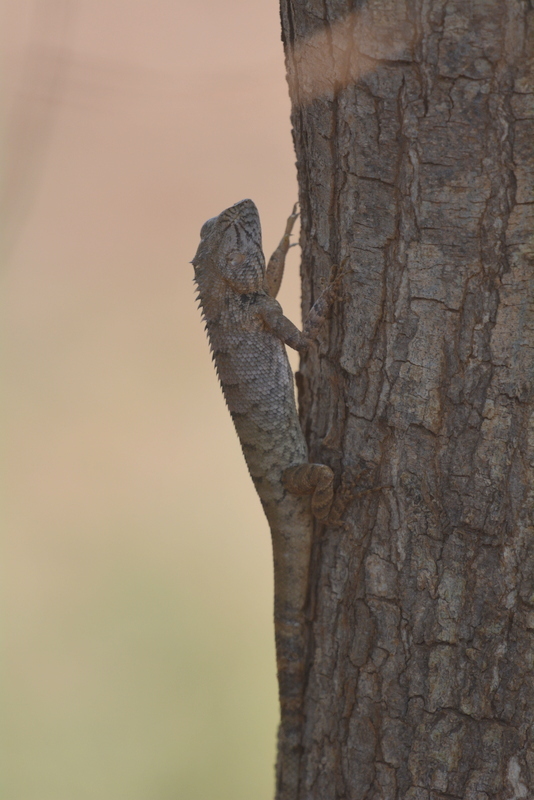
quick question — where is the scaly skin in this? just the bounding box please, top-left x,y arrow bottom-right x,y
192,199 -> 336,800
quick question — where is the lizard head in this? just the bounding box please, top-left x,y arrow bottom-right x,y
192,199 -> 265,294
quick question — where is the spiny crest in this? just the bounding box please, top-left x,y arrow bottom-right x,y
193,275 -> 207,320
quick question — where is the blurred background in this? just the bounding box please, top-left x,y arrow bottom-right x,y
2,2 -> 302,798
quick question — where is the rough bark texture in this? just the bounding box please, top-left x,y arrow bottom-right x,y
279,1 -> 534,798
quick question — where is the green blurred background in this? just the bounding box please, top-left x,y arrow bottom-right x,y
2,2 -> 302,797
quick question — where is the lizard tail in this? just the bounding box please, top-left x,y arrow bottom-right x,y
269,498 -> 316,800
270,470 -> 332,799
274,615 -> 307,800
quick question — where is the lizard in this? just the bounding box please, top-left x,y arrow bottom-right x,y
191,199 -> 341,800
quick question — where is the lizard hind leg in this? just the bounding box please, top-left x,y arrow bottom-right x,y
282,463 -> 334,521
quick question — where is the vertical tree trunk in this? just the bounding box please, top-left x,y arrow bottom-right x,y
279,1 -> 533,797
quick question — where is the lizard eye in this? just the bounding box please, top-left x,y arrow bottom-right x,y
227,252 -> 246,268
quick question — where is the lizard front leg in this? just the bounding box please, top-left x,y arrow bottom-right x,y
264,204 -> 299,299
259,265 -> 343,353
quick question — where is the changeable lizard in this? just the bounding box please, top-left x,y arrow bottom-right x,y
192,199 -> 340,800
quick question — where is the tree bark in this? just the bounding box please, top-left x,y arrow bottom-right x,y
279,1 -> 534,798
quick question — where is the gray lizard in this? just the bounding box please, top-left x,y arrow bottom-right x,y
192,199 -> 340,800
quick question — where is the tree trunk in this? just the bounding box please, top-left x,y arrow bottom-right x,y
279,1 -> 534,798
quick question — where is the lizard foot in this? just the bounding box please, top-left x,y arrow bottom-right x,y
282,462 -> 334,521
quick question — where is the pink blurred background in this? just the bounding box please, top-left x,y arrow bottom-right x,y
3,2 -> 302,797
